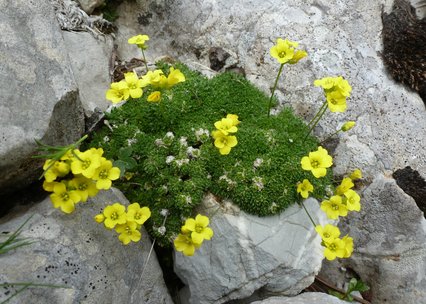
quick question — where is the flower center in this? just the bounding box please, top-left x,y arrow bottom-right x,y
61,193 -> 69,201
279,51 -> 287,58
134,212 -> 141,220
99,169 -> 109,179
82,160 -> 91,170
195,225 -> 203,233
329,243 -> 337,251
78,183 -> 88,191
111,212 -> 119,220
324,232 -> 330,238
332,203 -> 339,210
311,160 -> 319,168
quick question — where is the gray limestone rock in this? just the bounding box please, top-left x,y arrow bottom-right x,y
251,292 -> 348,304
77,0 -> 105,15
174,195 -> 328,304
0,188 -> 173,304
62,31 -> 114,118
340,176 -> 426,304
0,0 -> 84,196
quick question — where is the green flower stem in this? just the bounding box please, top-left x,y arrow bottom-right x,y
300,200 -> 317,227
321,129 -> 342,143
304,101 -> 328,141
141,49 -> 149,72
267,63 -> 285,118
307,101 -> 328,128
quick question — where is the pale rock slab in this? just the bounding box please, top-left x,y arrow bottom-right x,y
251,292 -> 348,304
340,175 -> 426,304
62,31 -> 114,117
0,0 -> 84,196
77,0 -> 105,14
0,188 -> 173,304
174,195 -> 328,304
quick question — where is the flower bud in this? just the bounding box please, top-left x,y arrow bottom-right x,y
94,214 -> 105,223
341,121 -> 355,132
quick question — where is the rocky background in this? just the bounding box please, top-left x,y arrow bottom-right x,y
0,0 -> 425,303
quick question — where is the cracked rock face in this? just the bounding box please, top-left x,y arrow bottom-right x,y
0,188 -> 173,304
341,176 -> 426,303
174,195 -> 328,304
0,0 -> 84,196
251,292 -> 348,304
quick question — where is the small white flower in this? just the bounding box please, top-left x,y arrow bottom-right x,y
253,158 -> 263,168
252,176 -> 264,191
219,175 -> 237,189
127,138 -> 137,146
103,136 -> 110,143
179,136 -> 188,146
165,132 -> 174,139
182,195 -> 192,205
288,138 -> 293,143
175,158 -> 190,167
187,146 -> 200,158
155,138 -> 165,147
160,209 -> 169,217
195,128 -> 210,142
157,226 -> 167,235
166,155 -> 175,164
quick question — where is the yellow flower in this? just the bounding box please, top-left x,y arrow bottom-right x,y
106,81 -> 130,103
182,214 -> 214,245
174,233 -> 201,256
296,179 -> 314,198
43,180 -> 59,192
212,130 -> 238,155
270,38 -> 299,64
314,77 -> 336,90
321,195 -> 348,219
343,189 -> 361,211
334,76 -> 352,97
43,159 -> 70,182
214,118 -> 238,135
341,235 -> 354,258
50,182 -> 81,214
349,169 -> 362,180
166,67 -> 185,88
226,114 -> 240,126
314,76 -> 352,97
93,159 -> 121,190
326,90 -> 347,112
341,121 -> 356,132
315,224 -> 341,243
300,146 -> 333,178
147,91 -> 161,102
124,72 -> 144,99
70,149 -> 102,179
116,221 -> 142,245
128,34 -> 149,50
126,203 -> 151,225
289,50 -> 308,64
323,237 -> 346,261
69,175 -> 99,202
103,203 -> 127,229
335,177 -> 354,195
94,214 -> 105,223
141,70 -> 167,88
